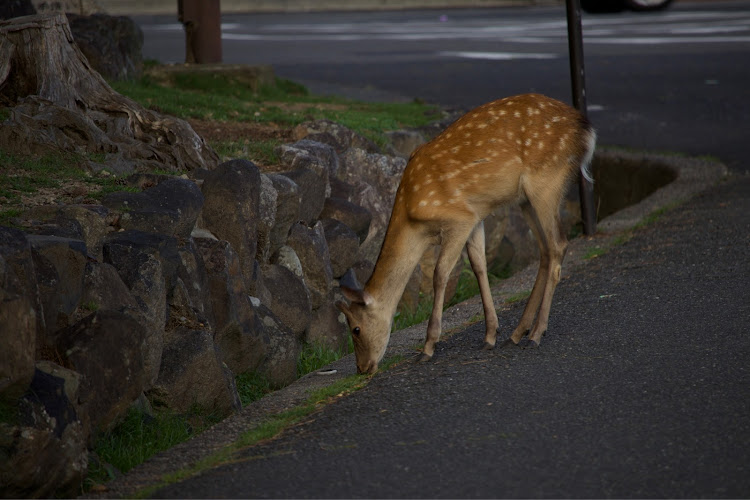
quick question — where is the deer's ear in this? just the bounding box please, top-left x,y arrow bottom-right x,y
335,300 -> 351,317
340,285 -> 373,306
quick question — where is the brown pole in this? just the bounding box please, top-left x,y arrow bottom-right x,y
566,0 -> 597,235
178,0 -> 222,64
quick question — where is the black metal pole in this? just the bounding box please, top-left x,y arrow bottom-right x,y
566,0 -> 597,236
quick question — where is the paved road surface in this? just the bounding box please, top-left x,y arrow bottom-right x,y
123,4 -> 750,497
151,175 -> 750,497
135,0 -> 750,171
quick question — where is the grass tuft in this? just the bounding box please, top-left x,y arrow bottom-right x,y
297,339 -> 354,375
86,406 -> 221,490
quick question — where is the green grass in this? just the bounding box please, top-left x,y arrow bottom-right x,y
111,72 -> 439,148
0,208 -> 22,228
297,340 -> 353,375
134,355 -> 405,498
583,246 -> 607,260
212,138 -> 282,165
633,203 -> 679,230
235,372 -> 275,407
0,398 -> 20,426
1,67 -> 439,222
0,149 -> 135,215
505,290 -> 532,304
235,339 -> 355,408
86,406 -> 221,490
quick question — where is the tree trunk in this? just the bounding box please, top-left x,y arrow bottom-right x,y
0,14 -> 218,174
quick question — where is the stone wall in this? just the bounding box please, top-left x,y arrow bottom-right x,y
0,115 -> 574,496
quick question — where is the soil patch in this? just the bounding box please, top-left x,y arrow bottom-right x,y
187,119 -> 294,145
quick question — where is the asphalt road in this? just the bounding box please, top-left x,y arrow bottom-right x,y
134,0 -> 750,171
128,4 -> 750,497
151,175 -> 750,498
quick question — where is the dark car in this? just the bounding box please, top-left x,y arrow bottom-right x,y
581,0 -> 674,12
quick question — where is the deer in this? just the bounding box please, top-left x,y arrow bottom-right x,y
336,93 -> 596,375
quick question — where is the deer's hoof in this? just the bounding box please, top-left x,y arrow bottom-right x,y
482,342 -> 495,351
519,338 -> 539,349
499,338 -> 519,349
416,353 -> 432,363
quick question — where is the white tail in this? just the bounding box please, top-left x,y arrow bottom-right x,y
337,93 -> 596,374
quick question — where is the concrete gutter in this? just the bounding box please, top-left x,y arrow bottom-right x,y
95,0 -> 561,16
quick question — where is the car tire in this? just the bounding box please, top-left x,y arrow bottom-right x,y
580,0 -> 626,14
624,0 -> 674,11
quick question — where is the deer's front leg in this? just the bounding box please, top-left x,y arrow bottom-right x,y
419,227 -> 474,362
465,221 -> 499,349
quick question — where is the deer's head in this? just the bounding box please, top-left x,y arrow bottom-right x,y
336,286 -> 391,374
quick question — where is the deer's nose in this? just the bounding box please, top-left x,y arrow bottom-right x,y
357,360 -> 378,375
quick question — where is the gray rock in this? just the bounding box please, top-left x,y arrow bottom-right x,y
276,139 -> 339,180
256,305 -> 300,388
319,196 -> 371,244
279,168 -> 328,225
0,363 -> 87,498
271,244 -> 304,280
292,119 -> 381,154
55,310 -> 149,434
321,218 -> 359,279
385,129 -> 427,159
195,237 -> 267,376
27,235 -> 88,340
262,263 -> 312,339
0,227 -> 38,400
256,174 -> 278,264
338,147 -> 406,202
66,13 -> 143,81
79,261 -> 162,386
350,259 -> 375,289
103,177 -> 203,239
170,239 -> 212,329
247,258 -> 271,308
16,204 -> 112,261
267,173 -> 301,258
286,221 -> 333,309
344,179 -> 391,263
306,300 -> 349,353
200,159 -> 261,291
148,327 -> 241,417
103,230 -> 170,334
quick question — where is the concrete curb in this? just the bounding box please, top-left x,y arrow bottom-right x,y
90,147 -> 728,499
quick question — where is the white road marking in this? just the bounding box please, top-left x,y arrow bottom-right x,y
439,51 -> 557,61
144,9 -> 750,47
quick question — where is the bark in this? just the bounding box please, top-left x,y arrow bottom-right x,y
0,14 -> 218,173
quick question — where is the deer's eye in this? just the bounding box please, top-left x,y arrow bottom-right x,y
352,327 -> 361,336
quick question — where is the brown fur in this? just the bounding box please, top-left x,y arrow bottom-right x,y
338,94 -> 596,374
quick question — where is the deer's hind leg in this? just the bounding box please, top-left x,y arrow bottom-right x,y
465,221 -> 499,349
509,178 -> 569,349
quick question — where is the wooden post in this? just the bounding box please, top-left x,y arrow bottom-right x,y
178,0 -> 222,64
566,0 -> 597,236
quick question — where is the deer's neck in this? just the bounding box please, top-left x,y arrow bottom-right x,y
365,204 -> 430,317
